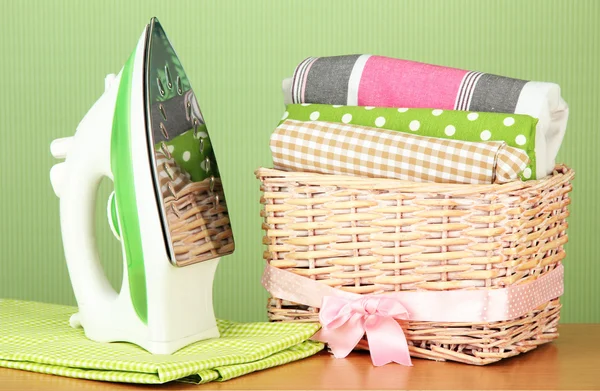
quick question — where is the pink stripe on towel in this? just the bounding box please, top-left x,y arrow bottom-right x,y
300,58 -> 317,103
357,56 -> 468,109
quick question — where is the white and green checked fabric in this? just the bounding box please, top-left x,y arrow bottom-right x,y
0,300 -> 323,384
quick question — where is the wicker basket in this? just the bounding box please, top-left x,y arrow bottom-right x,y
257,165 -> 573,365
157,151 -> 234,266
165,177 -> 234,265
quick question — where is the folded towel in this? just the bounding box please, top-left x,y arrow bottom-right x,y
282,55 -> 568,176
271,120 -> 529,184
154,125 -> 215,183
282,104 -> 540,179
0,300 -> 323,384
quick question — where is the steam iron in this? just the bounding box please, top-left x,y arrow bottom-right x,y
49,18 -> 234,354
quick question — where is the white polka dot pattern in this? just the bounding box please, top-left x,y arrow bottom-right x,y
467,112 -> 479,121
444,125 -> 456,136
504,116 -> 515,126
502,265 -> 564,321
409,120 -> 420,131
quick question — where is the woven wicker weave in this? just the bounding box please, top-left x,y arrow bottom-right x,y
257,165 -> 573,365
158,153 -> 234,266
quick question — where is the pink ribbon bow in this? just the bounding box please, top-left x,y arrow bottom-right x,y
313,295 -> 412,366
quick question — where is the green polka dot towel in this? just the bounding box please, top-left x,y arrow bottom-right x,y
154,124 -> 218,183
0,300 -> 323,384
282,104 -> 541,180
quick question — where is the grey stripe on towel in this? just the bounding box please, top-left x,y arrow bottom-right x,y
304,55 -> 361,105
150,91 -> 202,144
469,74 -> 529,113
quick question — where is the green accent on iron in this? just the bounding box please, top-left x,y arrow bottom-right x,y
109,193 -> 121,238
111,49 -> 148,324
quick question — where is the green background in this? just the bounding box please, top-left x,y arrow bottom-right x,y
1,0 -> 597,322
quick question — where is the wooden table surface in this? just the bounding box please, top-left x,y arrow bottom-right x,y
1,324 -> 599,391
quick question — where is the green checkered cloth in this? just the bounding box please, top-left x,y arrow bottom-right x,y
0,300 -> 323,384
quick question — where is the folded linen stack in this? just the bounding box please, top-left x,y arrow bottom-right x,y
272,55 -> 568,184
0,300 -> 323,384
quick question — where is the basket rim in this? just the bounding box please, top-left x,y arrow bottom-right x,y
255,165 -> 573,194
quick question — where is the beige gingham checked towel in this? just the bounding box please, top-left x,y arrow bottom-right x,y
271,120 -> 529,184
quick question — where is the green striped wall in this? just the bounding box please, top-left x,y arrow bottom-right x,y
0,0 -> 597,322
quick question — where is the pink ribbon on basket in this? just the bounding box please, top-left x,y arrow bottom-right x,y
262,263 -> 564,367
314,295 -> 412,366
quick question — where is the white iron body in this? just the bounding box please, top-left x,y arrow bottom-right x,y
50,26 -> 220,354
